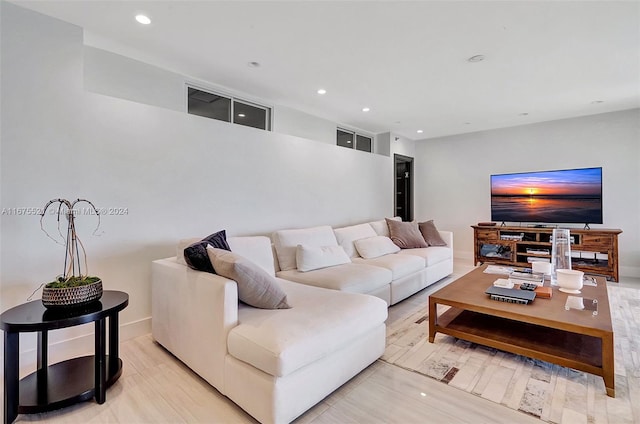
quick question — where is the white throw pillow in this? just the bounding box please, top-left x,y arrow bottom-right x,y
354,236 -> 401,259
333,223 -> 377,258
295,244 -> 351,272
273,226 -> 338,271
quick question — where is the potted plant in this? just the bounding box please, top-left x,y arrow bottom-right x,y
39,198 -> 103,308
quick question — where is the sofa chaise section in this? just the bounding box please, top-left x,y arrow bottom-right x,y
225,279 -> 386,423
152,236 -> 388,424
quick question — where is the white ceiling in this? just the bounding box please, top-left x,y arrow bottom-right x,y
11,0 -> 640,140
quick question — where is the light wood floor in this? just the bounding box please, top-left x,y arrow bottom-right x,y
5,264 -> 639,423
6,335 -> 541,424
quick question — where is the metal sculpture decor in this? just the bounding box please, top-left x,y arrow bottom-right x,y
39,198 -> 103,308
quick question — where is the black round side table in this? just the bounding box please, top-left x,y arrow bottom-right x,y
1,290 -> 129,424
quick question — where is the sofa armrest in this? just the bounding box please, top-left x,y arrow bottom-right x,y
438,230 -> 453,250
152,257 -> 238,392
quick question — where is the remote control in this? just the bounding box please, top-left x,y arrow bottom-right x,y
519,282 -> 537,291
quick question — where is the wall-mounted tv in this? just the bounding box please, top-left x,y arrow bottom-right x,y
491,167 -> 603,225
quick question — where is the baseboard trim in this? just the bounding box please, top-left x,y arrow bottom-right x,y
619,265 -> 640,279
454,250 -> 474,263
0,317 -> 151,377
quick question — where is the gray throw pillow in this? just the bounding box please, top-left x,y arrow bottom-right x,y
207,247 -> 291,309
419,220 -> 447,246
386,218 -> 428,249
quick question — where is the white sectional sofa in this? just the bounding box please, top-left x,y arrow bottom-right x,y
151,219 -> 453,423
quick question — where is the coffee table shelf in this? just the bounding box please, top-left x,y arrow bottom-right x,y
435,307 -> 604,375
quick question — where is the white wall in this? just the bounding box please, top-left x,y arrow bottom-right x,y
390,133 -> 416,159
272,104 -> 337,145
84,44 -> 352,149
415,109 -> 640,277
85,45 -> 388,154
0,3 -> 393,363
84,46 -> 186,113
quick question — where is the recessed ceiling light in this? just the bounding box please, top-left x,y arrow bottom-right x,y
135,14 -> 151,25
467,55 -> 485,63
417,130 -> 424,134
362,107 -> 370,112
237,113 -> 246,118
317,89 -> 327,95
248,61 -> 261,68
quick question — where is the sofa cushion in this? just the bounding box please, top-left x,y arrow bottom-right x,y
227,236 -> 276,276
184,230 -> 231,273
354,253 -> 425,280
369,217 -> 401,237
398,246 -> 452,266
277,263 -> 392,294
228,278 -> 388,377
207,247 -> 291,309
273,226 -> 338,271
386,219 -> 428,249
333,223 -> 377,257
354,235 -> 400,259
296,244 -> 351,272
419,220 -> 447,246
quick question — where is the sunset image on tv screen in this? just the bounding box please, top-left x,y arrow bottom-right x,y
490,167 -> 602,224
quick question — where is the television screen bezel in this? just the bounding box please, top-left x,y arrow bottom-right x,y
490,166 -> 603,225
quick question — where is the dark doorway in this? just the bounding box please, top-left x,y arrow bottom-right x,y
394,154 -> 414,221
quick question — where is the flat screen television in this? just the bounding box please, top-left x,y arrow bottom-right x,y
490,167 -> 603,225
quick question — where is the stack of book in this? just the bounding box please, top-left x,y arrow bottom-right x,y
509,271 -> 544,287
527,257 -> 550,263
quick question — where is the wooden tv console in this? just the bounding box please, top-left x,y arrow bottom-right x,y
472,225 -> 622,281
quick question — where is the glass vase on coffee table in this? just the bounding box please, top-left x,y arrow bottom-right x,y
551,228 -> 572,286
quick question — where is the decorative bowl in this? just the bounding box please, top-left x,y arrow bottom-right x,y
42,279 -> 103,309
556,269 -> 584,294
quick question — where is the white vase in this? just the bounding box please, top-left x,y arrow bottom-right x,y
556,269 -> 584,293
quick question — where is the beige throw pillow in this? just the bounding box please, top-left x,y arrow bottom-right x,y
386,218 -> 428,249
419,220 -> 447,246
207,246 -> 291,309
354,236 -> 400,259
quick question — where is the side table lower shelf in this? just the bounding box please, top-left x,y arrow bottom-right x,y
18,356 -> 123,414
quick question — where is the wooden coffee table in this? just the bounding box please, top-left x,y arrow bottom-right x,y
428,265 -> 615,397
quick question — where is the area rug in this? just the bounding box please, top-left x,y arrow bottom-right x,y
383,283 -> 639,423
